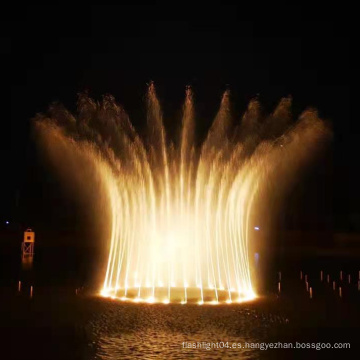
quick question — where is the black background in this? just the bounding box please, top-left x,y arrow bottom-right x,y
1,5 -> 358,244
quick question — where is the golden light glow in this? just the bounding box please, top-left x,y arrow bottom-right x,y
35,84 -> 330,305
101,85 -> 259,304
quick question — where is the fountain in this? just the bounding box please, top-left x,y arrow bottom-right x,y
35,83 -> 330,304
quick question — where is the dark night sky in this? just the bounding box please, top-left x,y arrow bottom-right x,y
0,5 -> 358,240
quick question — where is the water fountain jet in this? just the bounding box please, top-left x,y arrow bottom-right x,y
35,84 -> 330,304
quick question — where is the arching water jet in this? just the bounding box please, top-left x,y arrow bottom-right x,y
35,84 -> 330,304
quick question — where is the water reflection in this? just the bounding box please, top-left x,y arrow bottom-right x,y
21,254 -> 34,270
87,301 -> 287,359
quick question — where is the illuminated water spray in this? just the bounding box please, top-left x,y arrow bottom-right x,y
35,84 -> 330,304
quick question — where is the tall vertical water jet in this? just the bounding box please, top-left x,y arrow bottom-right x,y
34,84 -> 330,304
